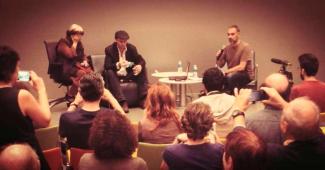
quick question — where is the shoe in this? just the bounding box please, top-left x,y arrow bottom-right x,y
122,101 -> 129,113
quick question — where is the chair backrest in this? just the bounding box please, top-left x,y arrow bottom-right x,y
44,40 -> 72,85
90,54 -> 106,73
70,147 -> 93,170
246,50 -> 258,89
44,40 -> 58,64
43,147 -> 62,170
35,126 -> 59,150
137,142 -> 171,170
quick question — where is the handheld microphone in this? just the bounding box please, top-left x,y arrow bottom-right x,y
216,45 -> 226,61
271,58 -> 292,66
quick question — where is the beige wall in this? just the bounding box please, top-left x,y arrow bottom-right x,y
1,0 -> 325,98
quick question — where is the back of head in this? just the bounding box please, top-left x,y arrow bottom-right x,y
0,143 -> 40,170
0,46 -> 20,83
202,67 -> 225,92
145,83 -> 177,120
115,30 -> 129,40
79,72 -> 104,102
264,73 -> 290,100
88,110 -> 137,160
298,53 -> 319,76
282,97 -> 320,141
181,102 -> 214,140
224,128 -> 266,170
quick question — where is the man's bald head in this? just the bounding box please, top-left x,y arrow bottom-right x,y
0,144 -> 40,170
281,97 -> 320,140
264,73 -> 289,94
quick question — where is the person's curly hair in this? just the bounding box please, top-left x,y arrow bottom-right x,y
88,109 -> 137,160
145,83 -> 181,130
181,102 -> 214,140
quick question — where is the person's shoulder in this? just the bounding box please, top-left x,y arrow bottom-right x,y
105,42 -> 116,51
99,107 -> 114,113
130,157 -> 148,167
127,43 -> 137,49
58,38 -> 69,45
165,143 -> 183,152
241,41 -> 250,47
60,110 -> 80,122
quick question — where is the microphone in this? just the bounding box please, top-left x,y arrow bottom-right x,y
271,58 -> 292,66
216,45 -> 226,61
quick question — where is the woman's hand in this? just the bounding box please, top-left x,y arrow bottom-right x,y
29,71 -> 46,92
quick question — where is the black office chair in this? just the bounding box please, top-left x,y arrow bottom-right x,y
90,54 -> 139,107
44,40 -> 73,108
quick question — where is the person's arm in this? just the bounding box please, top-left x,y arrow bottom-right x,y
260,87 -> 289,109
216,50 -> 226,68
57,40 -> 77,59
18,71 -> 51,128
104,46 -> 119,72
102,88 -> 125,114
231,88 -> 252,128
224,61 -> 247,74
129,45 -> 146,75
67,92 -> 84,112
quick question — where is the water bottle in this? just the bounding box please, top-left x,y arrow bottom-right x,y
177,61 -> 183,72
193,64 -> 198,78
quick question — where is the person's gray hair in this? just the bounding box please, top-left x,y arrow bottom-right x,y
282,97 -> 320,140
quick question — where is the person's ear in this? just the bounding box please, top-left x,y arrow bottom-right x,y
280,117 -> 288,134
223,152 -> 233,170
301,68 -> 305,75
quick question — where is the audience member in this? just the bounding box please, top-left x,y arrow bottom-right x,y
290,53 -> 325,112
216,25 -> 254,92
223,128 -> 266,170
161,102 -> 224,170
0,46 -> 51,170
194,67 -> 236,138
103,30 -> 149,112
138,83 -> 182,144
79,110 -> 148,170
59,72 -> 124,149
0,143 -> 40,170
246,73 -> 289,144
265,96 -> 325,169
234,87 -> 325,169
56,24 -> 92,97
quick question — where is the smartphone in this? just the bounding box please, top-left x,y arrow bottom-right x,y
249,90 -> 268,102
18,71 -> 30,82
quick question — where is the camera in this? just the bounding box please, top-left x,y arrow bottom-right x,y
249,90 -> 268,102
18,71 -> 30,82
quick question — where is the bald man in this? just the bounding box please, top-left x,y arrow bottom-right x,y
246,73 -> 289,144
266,97 -> 325,170
0,143 -> 40,170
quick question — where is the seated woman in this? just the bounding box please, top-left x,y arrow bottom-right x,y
138,83 -> 182,144
0,46 -> 51,170
79,110 -> 148,170
56,24 -> 92,97
161,102 -> 224,170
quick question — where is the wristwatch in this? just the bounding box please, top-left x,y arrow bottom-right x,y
232,110 -> 245,118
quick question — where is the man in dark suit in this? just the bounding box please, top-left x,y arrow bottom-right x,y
103,30 -> 148,113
